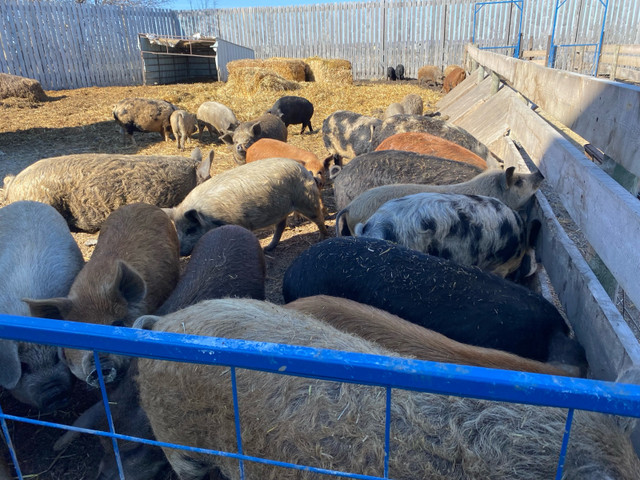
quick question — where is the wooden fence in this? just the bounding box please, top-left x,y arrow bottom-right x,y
1,0 -> 639,90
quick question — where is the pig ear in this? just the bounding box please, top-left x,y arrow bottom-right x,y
503,166 -> 516,189
197,150 -> 213,183
24,297 -> 71,320
322,155 -> 334,169
250,122 -> 262,136
184,209 -> 204,227
115,261 -> 147,307
133,315 -> 161,330
0,340 -> 21,389
191,147 -> 202,162
220,132 -> 233,145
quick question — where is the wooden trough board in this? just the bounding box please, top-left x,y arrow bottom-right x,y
436,54 -> 640,388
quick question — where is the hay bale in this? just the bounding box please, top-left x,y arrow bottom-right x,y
305,57 -> 353,84
226,67 -> 300,96
0,73 -> 47,102
227,58 -> 307,82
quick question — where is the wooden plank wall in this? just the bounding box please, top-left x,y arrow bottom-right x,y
1,0 -> 639,90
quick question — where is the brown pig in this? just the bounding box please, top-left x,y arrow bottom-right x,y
25,203 -> 180,388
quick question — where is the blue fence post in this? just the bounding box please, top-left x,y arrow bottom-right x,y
473,1 -> 524,56
0,403 -> 24,480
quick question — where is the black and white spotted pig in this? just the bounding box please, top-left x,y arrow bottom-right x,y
354,192 -> 538,278
220,113 -> 287,165
332,150 -> 483,211
322,110 -> 382,163
267,95 -> 314,134
283,237 -> 587,373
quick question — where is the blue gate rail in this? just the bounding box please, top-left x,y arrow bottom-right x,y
2,313 -> 640,479
473,1 -> 524,58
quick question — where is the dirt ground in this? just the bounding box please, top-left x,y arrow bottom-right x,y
0,79 -> 442,479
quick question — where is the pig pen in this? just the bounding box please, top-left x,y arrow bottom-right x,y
1,50 -> 640,478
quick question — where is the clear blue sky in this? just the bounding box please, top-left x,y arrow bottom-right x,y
166,0 -> 349,10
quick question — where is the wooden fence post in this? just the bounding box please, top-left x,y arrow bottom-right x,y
490,70 -> 500,94
545,35 -> 553,68
610,44 -> 620,80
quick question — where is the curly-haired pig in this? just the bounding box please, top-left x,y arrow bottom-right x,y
395,63 -> 405,80
335,166 -> 544,236
354,192 -> 536,278
443,66 -> 467,93
267,95 -> 314,134
372,114 -> 494,164
375,131 -> 488,169
332,150 -> 483,211
220,113 -> 287,165
0,201 -> 84,412
321,110 -> 382,162
386,66 -> 397,80
130,299 -> 636,480
245,138 -> 331,188
170,109 -> 198,150
283,237 -> 587,371
163,157 -> 328,256
400,93 -> 423,115
285,296 -> 576,376
112,98 -> 177,145
25,203 -> 180,388
196,101 -> 239,141
1,148 -> 212,233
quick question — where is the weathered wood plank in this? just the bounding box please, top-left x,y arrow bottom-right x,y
466,44 -> 640,179
496,135 -> 640,383
506,92 -> 640,310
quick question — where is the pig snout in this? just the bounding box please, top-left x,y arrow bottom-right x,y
86,355 -> 118,387
37,378 -> 73,412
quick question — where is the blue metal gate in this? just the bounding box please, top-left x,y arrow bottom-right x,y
472,1 -> 524,58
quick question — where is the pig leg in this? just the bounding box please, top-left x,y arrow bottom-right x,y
264,218 -> 288,252
164,449 -> 210,480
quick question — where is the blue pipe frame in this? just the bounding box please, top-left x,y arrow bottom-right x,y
473,1 -> 524,58
548,0 -> 609,75
1,313 -> 640,479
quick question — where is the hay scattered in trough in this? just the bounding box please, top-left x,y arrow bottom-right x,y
0,73 -> 47,102
225,67 -> 301,95
305,57 -> 353,84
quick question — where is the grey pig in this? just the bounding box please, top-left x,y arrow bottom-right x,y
1,148 -> 212,233
170,109 -> 198,150
220,113 -> 287,165
133,298 -> 636,480
196,101 -> 239,141
163,157 -> 328,256
335,166 -> 544,236
0,201 -> 84,412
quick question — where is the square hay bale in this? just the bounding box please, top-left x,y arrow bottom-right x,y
226,67 -> 301,96
226,58 -> 307,82
0,73 -> 47,102
305,57 -> 353,84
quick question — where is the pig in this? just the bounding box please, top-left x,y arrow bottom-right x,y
112,98 -> 176,145
384,102 -> 404,118
245,138 -> 331,188
354,192 -> 536,278
1,148 -> 212,233
25,203 -> 180,387
400,93 -> 423,115
163,157 -> 328,256
267,95 -> 314,134
386,66 -> 397,80
220,113 -> 288,165
444,64 -> 462,77
332,150 -> 483,211
371,114 -> 493,163
54,226 -> 265,480
395,63 -> 405,80
335,166 -> 544,236
321,110 -> 382,162
196,101 -> 239,141
418,65 -> 443,87
285,296 -> 576,376
156,225 -> 266,315
442,66 -> 467,93
0,201 -> 84,412
170,109 -> 198,150
134,299 -> 635,480
375,131 -> 488,170
282,237 -> 587,370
